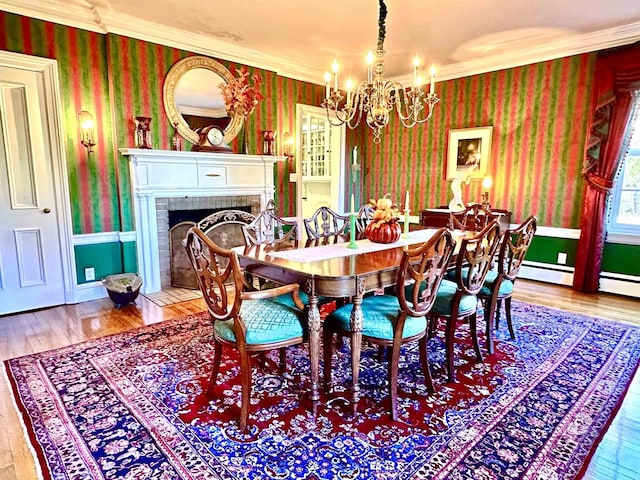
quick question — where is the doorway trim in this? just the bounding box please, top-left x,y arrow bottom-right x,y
294,103 -> 346,237
0,50 -> 76,305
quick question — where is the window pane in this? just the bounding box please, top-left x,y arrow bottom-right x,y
621,154 -> 640,188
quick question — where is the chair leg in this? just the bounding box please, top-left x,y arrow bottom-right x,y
419,336 -> 435,393
207,340 -> 223,396
445,315 -> 457,383
238,345 -> 252,431
279,348 -> 287,375
505,297 -> 515,340
258,352 -> 266,369
389,340 -> 402,422
484,296 -> 499,355
494,299 -> 503,330
323,328 -> 334,393
469,312 -> 484,363
377,345 -> 387,362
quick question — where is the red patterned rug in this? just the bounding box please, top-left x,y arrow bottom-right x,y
5,301 -> 640,479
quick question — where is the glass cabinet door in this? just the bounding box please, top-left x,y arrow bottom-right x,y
301,113 -> 330,178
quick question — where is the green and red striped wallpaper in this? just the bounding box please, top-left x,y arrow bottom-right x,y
1,10 -> 593,234
0,12 -> 118,234
357,54 -> 595,228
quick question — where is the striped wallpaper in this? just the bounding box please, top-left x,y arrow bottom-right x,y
357,54 -> 595,228
0,12 -> 118,234
1,10 -> 594,233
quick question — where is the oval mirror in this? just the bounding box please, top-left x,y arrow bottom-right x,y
163,56 -> 243,145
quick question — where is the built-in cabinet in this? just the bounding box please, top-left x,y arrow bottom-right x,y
300,114 -> 330,179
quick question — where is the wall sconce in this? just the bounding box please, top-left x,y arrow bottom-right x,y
283,132 -> 294,157
482,175 -> 493,209
78,111 -> 96,154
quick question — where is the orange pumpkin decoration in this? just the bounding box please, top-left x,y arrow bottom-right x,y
365,219 -> 402,244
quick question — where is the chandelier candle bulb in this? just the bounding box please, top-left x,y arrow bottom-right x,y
324,71 -> 331,98
367,50 -> 374,83
346,78 -> 353,105
430,65 -> 436,94
332,59 -> 339,91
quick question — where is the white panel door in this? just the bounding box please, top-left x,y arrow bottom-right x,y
0,65 -> 65,314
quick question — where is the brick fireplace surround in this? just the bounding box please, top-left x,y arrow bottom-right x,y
121,148 -> 285,294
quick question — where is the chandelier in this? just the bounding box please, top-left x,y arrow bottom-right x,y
321,0 -> 440,143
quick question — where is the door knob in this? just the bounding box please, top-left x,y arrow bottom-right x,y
43,208 -> 51,214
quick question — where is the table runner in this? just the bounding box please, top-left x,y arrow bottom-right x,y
266,229 -> 444,263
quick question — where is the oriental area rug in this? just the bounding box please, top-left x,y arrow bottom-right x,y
5,302 -> 640,480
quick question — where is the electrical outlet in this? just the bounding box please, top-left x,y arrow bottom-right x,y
557,252 -> 567,265
85,267 -> 95,281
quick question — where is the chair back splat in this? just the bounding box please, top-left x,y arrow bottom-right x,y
450,203 -> 499,232
399,228 -> 456,315
304,206 -> 349,239
452,220 -> 502,295
242,209 -> 298,245
500,215 -> 537,282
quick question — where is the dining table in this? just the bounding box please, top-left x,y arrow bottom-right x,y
233,228 -> 474,412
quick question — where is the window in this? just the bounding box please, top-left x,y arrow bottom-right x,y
609,99 -> 640,234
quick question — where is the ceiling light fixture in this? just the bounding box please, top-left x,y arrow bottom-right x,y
321,0 -> 440,143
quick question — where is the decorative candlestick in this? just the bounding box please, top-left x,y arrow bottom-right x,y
402,209 -> 410,238
348,212 -> 358,249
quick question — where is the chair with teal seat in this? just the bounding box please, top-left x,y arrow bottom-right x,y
183,227 -> 306,430
323,228 -> 455,420
478,215 -> 537,353
430,221 -> 502,383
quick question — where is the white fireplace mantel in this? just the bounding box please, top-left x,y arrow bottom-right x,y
120,148 -> 285,293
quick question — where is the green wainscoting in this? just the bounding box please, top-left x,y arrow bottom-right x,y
602,243 -> 640,276
526,236 -> 578,267
74,241 -> 137,284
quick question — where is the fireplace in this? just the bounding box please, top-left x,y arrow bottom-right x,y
121,148 -> 286,294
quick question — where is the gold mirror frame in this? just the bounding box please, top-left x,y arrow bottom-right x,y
163,56 -> 243,145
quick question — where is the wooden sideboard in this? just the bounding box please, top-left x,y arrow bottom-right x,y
419,207 -> 512,231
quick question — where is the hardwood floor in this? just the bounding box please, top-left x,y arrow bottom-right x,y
1,279 -> 639,479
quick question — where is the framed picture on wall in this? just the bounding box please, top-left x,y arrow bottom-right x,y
446,126 -> 493,180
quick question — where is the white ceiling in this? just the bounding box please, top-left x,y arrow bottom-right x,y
3,0 -> 640,85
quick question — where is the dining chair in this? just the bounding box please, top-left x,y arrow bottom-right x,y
323,228 -> 455,420
304,206 -> 349,240
356,204 -> 376,239
478,215 -> 537,353
430,221 -> 502,383
183,227 -> 306,430
449,203 -> 499,231
242,207 -> 298,246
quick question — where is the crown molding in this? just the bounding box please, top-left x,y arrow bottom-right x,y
394,21 -> 640,85
2,0 -> 640,85
0,0 -> 106,32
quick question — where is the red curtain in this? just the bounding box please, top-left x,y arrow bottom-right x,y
573,43 -> 640,292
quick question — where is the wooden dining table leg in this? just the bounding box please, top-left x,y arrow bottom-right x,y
349,277 -> 365,413
307,291 -> 321,411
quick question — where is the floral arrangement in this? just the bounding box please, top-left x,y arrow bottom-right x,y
219,67 -> 264,117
